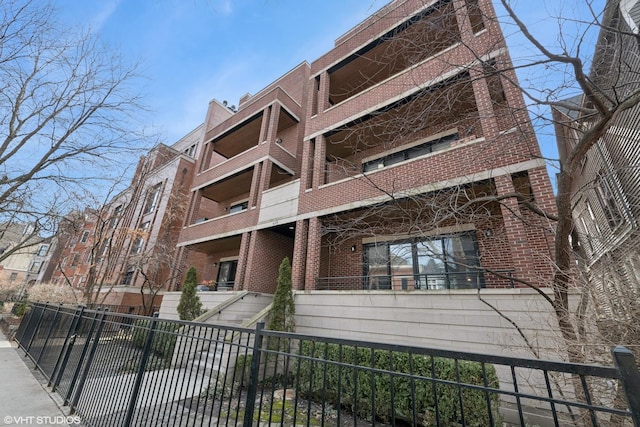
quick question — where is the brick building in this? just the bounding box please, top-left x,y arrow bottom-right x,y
48,126 -> 208,307
177,0 -> 557,294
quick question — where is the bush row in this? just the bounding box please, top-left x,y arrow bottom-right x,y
297,341 -> 502,426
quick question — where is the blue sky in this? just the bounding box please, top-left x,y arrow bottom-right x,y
56,0 -> 387,144
55,0 -> 605,175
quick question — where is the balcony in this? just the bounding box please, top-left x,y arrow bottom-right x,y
179,215 -> 253,247
204,87 -> 302,144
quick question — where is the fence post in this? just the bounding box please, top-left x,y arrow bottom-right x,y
50,306 -> 85,389
123,312 -> 159,427
69,309 -> 108,414
612,346 -> 640,427
243,321 -> 265,427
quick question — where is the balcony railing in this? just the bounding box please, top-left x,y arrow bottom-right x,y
316,270 -> 515,291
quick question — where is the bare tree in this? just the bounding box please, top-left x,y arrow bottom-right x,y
0,0 -> 149,261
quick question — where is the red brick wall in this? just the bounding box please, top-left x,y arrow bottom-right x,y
244,230 -> 294,294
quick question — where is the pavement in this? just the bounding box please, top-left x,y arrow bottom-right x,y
0,328 -> 76,427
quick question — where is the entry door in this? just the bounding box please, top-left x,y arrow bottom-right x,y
216,260 -> 237,290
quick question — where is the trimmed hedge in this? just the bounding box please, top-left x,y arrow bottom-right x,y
298,342 -> 502,426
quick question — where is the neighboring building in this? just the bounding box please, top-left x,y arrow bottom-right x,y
48,125 -> 212,307
177,0 -> 557,295
553,0 -> 640,342
0,223 -> 52,289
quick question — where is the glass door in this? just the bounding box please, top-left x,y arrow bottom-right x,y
216,260 -> 237,290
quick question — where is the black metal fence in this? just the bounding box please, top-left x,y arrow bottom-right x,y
14,302 -> 640,427
316,269 -> 516,291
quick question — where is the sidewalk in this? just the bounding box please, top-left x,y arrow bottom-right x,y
0,328 -> 74,426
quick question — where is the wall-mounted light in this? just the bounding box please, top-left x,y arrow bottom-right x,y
350,245 -> 356,252
213,262 -> 218,267
485,228 -> 493,237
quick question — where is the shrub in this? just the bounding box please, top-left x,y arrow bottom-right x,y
26,283 -> 79,304
177,267 -> 202,321
130,318 -> 178,369
267,257 -> 295,333
297,342 -> 502,426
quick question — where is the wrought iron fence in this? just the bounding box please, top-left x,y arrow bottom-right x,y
14,302 -> 640,427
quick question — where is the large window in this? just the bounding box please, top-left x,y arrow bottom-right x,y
131,221 -> 150,254
29,261 -> 42,274
364,233 -> 482,290
595,170 -> 623,229
143,183 -> 162,214
362,133 -> 458,172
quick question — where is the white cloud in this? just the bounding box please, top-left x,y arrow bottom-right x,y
88,0 -> 122,34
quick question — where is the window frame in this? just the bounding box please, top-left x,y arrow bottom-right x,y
362,132 -> 458,173
143,183 -> 162,215
37,244 -> 49,257
363,232 -> 483,290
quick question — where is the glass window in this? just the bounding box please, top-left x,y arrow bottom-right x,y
229,201 -> 248,214
595,171 -> 623,229
37,244 -> 49,256
416,239 -> 447,289
364,232 -> 482,290
80,230 -> 90,243
110,205 -> 122,228
362,133 -> 458,173
122,267 -> 135,285
29,261 -> 42,273
444,234 -> 480,289
389,243 -> 413,289
143,183 -> 162,214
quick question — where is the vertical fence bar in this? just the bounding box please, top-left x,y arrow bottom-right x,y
51,306 -> 84,391
49,306 -> 84,388
25,303 -> 46,353
14,302 -> 35,344
36,304 -> 61,366
123,312 -> 159,427
64,309 -> 100,406
612,346 -> 640,427
69,309 -> 108,414
243,321 -> 265,427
